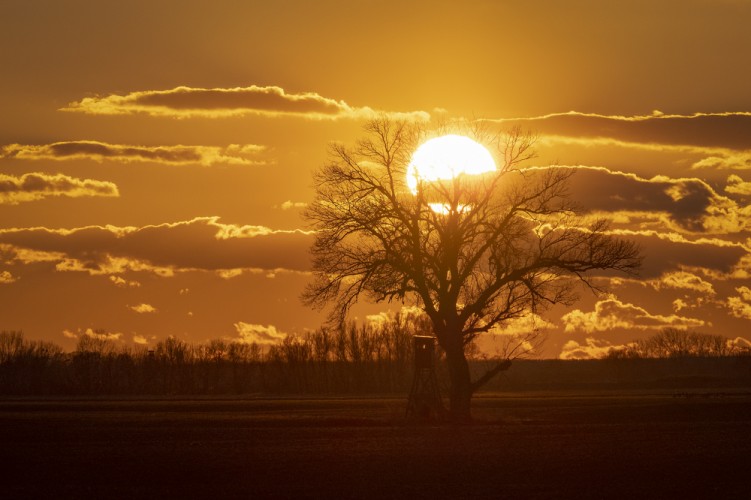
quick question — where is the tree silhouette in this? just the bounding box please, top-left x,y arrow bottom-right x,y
609,328 -> 748,359
303,118 -> 642,420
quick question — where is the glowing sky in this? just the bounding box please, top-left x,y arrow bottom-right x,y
2,0 -> 751,357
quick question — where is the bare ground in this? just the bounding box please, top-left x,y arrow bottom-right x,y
1,391 -> 750,499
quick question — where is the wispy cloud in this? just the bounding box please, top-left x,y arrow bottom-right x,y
1,141 -> 266,166
609,270 -> 716,296
62,85 -> 430,121
0,172 -> 118,204
620,270 -> 716,295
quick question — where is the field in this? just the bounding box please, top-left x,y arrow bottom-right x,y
2,391 -> 750,498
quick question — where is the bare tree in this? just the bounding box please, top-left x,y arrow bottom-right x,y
303,117 -> 641,420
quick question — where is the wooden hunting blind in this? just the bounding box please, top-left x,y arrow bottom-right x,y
414,335 -> 435,369
406,335 -> 444,420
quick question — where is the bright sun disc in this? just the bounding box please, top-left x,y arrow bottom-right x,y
407,134 -> 496,194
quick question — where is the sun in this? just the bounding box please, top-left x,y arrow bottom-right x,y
406,134 -> 496,194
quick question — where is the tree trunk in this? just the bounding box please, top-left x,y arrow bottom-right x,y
444,341 -> 473,422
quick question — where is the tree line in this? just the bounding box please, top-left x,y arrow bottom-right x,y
0,311 -> 431,396
2,323 -> 749,396
606,329 -> 751,359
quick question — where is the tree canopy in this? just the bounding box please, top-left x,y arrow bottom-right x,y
303,118 -> 642,419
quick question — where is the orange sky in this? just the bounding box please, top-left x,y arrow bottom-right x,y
2,0 -> 751,357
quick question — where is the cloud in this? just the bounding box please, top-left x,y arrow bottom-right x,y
62,85 -> 430,121
599,229 -> 748,280
608,271 -> 716,313
0,270 -> 16,284
63,328 -> 123,342
490,111 -> 751,176
0,216 -> 314,275
129,303 -> 156,314
109,275 -> 141,288
365,305 -> 428,328
730,337 -> 751,350
54,255 -> 175,277
606,270 -> 716,295
216,268 -> 244,279
725,174 -> 751,195
1,141 -> 266,166
133,335 -> 149,345
279,200 -> 308,210
234,322 -> 287,345
562,295 -> 706,333
0,244 -> 66,265
653,271 -> 715,295
0,172 -> 118,204
472,314 -> 554,357
530,165 -> 751,234
727,254 -> 751,280
559,337 -> 626,360
737,286 -> 751,302
539,134 -> 751,173
692,152 -> 751,171
489,111 -> 751,150
675,249 -> 751,282
726,286 -> 751,320
488,314 -> 555,337
85,329 -> 123,341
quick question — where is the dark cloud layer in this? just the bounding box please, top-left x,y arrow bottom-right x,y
495,112 -> 751,150
526,166 -> 750,234
137,87 -> 344,114
619,231 -> 746,280
62,85 -> 430,120
0,217 -> 313,274
1,141 -> 265,166
0,172 -> 118,204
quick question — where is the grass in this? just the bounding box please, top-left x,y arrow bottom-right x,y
1,391 -> 750,498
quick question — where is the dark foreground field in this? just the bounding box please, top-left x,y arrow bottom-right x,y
1,391 -> 750,499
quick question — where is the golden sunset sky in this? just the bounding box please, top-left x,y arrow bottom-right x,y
2,0 -> 751,357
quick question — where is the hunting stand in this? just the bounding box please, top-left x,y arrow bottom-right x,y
406,335 -> 444,420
